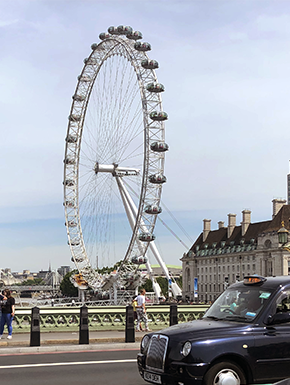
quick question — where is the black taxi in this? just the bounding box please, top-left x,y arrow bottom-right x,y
137,275 -> 290,385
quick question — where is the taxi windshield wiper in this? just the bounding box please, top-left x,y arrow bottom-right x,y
204,316 -> 222,321
223,315 -> 248,322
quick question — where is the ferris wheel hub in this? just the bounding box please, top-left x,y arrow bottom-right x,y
94,162 -> 140,176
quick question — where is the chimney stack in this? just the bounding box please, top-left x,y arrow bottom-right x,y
227,214 -> 236,238
218,221 -> 225,229
241,209 -> 251,236
203,219 -> 211,242
272,199 -> 286,219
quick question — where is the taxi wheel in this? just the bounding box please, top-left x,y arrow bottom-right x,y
203,361 -> 246,385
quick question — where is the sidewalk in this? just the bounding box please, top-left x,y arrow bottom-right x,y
0,330 -> 144,354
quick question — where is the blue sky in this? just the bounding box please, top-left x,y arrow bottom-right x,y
1,0 -> 290,271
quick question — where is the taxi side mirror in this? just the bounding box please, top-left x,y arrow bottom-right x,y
267,312 -> 290,325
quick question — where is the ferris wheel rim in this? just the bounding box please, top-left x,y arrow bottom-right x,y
63,27 -> 167,290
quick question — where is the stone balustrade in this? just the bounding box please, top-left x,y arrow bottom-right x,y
12,305 -> 209,333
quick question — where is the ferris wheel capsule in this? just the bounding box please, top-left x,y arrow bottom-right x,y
144,204 -> 162,214
98,33 -> 110,40
64,157 -> 75,165
138,232 -> 156,242
149,174 -> 167,184
134,41 -> 151,51
68,114 -> 81,122
66,135 -> 77,143
141,59 -> 159,70
72,94 -> 85,102
127,30 -> 142,40
150,111 -> 168,121
64,179 -> 75,187
146,83 -> 164,93
77,75 -> 92,82
117,25 -> 133,35
150,141 -> 169,152
108,26 -> 120,35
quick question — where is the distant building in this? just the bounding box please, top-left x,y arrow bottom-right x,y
181,199 -> 290,302
57,266 -> 71,277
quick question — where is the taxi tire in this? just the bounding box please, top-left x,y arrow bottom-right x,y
203,361 -> 246,385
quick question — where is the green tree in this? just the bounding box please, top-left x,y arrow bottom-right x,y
15,278 -> 45,286
60,271 -> 78,297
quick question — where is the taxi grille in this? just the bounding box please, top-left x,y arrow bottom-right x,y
146,334 -> 168,373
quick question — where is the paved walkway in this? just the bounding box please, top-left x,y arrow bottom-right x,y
0,330 -> 146,354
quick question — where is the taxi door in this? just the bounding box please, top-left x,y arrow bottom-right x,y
253,291 -> 290,381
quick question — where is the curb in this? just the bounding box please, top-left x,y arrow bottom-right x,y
0,341 -> 141,355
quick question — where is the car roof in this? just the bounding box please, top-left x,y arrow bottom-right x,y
229,275 -> 290,291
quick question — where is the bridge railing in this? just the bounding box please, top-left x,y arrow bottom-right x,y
12,305 -> 209,333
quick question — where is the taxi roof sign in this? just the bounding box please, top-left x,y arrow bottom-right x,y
243,275 -> 266,285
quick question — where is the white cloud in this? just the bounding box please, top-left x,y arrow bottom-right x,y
0,19 -> 18,28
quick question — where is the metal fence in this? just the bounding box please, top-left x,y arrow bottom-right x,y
12,305 -> 209,333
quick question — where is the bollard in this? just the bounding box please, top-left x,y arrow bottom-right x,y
79,305 -> 89,344
170,303 -> 178,326
125,304 -> 135,343
30,307 -> 40,347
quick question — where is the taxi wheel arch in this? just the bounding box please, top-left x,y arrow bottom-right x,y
203,360 -> 247,385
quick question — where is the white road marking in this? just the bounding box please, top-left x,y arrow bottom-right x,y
0,359 -> 136,369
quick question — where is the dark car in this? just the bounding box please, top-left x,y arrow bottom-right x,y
137,275 -> 290,385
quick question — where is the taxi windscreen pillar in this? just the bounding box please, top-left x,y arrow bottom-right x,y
170,303 -> 178,326
30,307 -> 40,347
125,304 -> 135,343
79,305 -> 89,344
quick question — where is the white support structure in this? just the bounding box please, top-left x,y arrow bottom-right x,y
116,177 -> 162,300
116,176 -> 182,298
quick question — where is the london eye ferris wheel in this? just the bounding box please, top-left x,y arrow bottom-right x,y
63,25 -> 180,299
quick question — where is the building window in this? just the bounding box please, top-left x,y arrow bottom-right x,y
232,265 -> 235,272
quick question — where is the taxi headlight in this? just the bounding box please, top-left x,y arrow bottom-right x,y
141,335 -> 150,352
181,341 -> 192,357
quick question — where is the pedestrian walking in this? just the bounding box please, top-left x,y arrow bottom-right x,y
0,289 -> 15,339
132,297 -> 143,331
135,289 -> 151,332
0,291 -> 7,325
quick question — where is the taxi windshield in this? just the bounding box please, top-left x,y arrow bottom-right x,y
203,286 -> 273,322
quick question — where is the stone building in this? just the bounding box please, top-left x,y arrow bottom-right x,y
181,199 -> 290,302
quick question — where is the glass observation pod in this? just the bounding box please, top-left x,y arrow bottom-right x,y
98,33 -> 110,41
134,41 -> 151,51
149,173 -> 167,184
117,25 -> 133,35
150,141 -> 169,152
83,57 -> 98,65
64,200 -> 75,208
68,114 -> 81,122
141,59 -> 159,70
144,204 -> 162,214
108,26 -> 121,35
69,239 -> 80,246
64,157 -> 75,165
77,75 -> 91,82
64,179 -> 75,187
72,94 -> 85,102
66,135 -> 77,143
67,220 -> 77,227
127,30 -> 142,40
138,232 -> 156,242
71,256 -> 84,263
146,82 -> 165,93
150,111 -> 168,121
131,255 -> 148,264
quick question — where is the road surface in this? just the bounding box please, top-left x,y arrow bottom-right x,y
0,348 -> 145,385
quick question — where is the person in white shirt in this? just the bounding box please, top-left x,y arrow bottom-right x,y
135,289 -> 151,332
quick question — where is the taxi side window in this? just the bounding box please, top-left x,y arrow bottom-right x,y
276,291 -> 290,313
